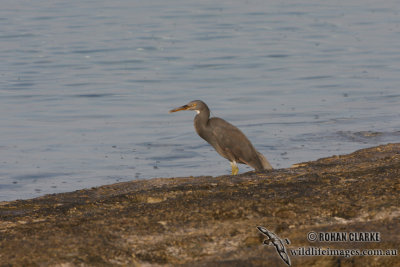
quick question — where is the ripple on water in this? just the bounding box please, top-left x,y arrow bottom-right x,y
1,0 -> 399,201
13,173 -> 75,181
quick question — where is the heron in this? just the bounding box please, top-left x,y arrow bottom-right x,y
169,100 -> 273,175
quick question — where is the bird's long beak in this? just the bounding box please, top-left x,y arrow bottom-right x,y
169,104 -> 190,113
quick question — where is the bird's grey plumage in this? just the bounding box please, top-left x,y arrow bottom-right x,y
169,100 -> 273,174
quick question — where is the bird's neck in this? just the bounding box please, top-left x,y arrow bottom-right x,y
194,108 -> 210,136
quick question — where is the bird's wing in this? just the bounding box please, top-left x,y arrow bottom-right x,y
208,118 -> 258,164
256,151 -> 273,170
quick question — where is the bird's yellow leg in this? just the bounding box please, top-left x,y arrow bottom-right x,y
230,161 -> 239,175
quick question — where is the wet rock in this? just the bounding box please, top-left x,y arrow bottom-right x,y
0,143 -> 399,266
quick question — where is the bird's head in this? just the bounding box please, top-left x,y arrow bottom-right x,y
169,100 -> 206,114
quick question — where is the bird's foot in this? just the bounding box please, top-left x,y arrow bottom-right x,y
230,161 -> 239,175
231,165 -> 239,175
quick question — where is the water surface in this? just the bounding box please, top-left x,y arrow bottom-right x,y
1,0 -> 399,200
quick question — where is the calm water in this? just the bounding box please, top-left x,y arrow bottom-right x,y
1,0 -> 399,201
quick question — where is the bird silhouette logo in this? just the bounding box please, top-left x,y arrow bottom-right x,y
257,226 -> 291,266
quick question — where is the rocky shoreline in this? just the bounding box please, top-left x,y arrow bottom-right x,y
1,143 -> 399,266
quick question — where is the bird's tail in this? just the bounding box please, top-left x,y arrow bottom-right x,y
256,151 -> 273,170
